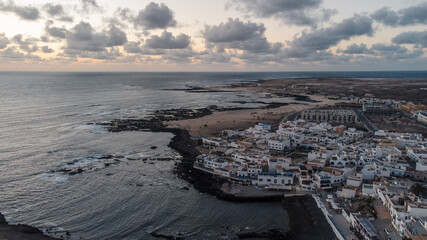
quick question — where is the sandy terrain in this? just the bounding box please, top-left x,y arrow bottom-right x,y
167,94 -> 344,137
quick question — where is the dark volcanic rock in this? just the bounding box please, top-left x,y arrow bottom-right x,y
237,229 -> 287,239
283,196 -> 336,240
0,213 -> 60,240
150,231 -> 185,240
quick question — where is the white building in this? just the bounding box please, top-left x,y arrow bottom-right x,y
252,172 -> 294,186
337,186 -> 357,198
267,138 -> 290,151
362,163 -> 391,180
347,174 -> 363,187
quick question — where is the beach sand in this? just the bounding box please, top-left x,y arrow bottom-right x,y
167,94 -> 345,137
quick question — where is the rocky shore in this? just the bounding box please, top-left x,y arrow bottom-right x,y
0,213 -> 61,240
100,118 -> 336,239
95,80 -> 340,239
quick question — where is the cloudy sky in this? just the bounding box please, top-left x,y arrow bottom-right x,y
0,0 -> 426,71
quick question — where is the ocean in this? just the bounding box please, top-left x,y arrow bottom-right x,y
0,71 -> 426,239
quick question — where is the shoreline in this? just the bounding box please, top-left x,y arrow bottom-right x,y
95,78 -> 348,239
0,213 -> 61,240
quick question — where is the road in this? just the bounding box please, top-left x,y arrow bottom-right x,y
353,108 -> 379,132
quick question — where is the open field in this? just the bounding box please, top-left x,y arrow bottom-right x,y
167,95 -> 345,137
217,78 -> 427,104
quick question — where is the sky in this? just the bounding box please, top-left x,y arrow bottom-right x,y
0,0 -> 426,71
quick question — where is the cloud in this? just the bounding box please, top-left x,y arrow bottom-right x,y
0,0 -> 40,20
41,46 -> 54,53
228,0 -> 335,26
338,43 -> 371,54
371,3 -> 427,26
0,47 -> 41,62
161,49 -> 196,63
45,21 -> 68,39
203,18 -> 265,43
392,31 -> 427,48
145,31 -> 190,49
199,51 -> 232,64
0,33 -> 10,49
65,22 -> 127,53
203,18 -> 282,54
80,0 -> 103,13
339,43 -> 423,61
124,41 -> 166,55
43,3 -> 73,22
12,34 -> 38,53
105,25 -> 127,47
43,3 -> 63,16
283,15 -> 373,58
134,2 -> 177,30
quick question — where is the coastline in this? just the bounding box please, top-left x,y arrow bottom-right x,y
167,128 -> 336,239
0,213 -> 61,240
97,78 -> 344,238
166,93 -> 344,138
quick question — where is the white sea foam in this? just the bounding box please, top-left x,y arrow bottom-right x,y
74,124 -> 107,134
43,173 -> 69,183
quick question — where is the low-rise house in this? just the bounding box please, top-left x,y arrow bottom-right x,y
404,217 -> 427,239
347,174 -> 363,187
267,138 -> 290,151
252,172 -> 294,186
362,163 -> 391,180
349,213 -> 380,240
214,165 -> 237,177
344,128 -> 364,141
362,184 -> 376,196
337,186 -> 357,198
203,156 -> 230,169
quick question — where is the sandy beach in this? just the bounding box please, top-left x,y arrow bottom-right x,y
167,94 -> 344,137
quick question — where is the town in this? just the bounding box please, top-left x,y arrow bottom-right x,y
194,100 -> 427,240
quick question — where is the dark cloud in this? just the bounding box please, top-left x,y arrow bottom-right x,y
43,3 -> 73,22
228,0 -> 335,26
284,15 -> 373,57
43,3 -> 63,16
145,31 -> 190,49
392,31 -> 427,48
12,34 -> 38,53
370,44 -> 423,60
45,21 -> 68,39
0,47 -> 26,61
0,33 -> 10,49
371,3 -> 427,26
41,46 -> 54,53
338,43 -> 371,54
105,25 -> 127,47
124,41 -> 166,55
203,18 -> 282,54
203,18 -> 265,43
0,0 -> 40,20
135,2 -> 177,30
370,7 -> 399,26
65,22 -> 127,53
227,37 -> 282,54
161,49 -> 197,63
199,52 -> 232,64
75,48 -> 122,60
0,47 -> 41,62
370,43 -> 403,52
339,43 -> 423,61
